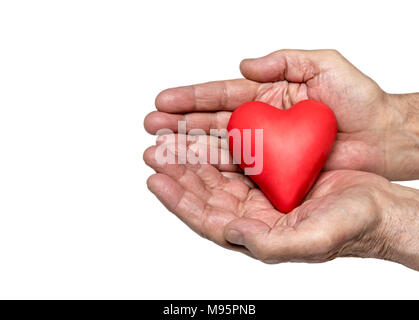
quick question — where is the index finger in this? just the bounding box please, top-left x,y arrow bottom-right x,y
155,78 -> 260,113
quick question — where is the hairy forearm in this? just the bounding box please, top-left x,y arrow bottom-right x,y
378,182 -> 419,270
386,93 -> 419,180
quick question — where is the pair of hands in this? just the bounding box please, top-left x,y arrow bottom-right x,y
144,49 -> 419,269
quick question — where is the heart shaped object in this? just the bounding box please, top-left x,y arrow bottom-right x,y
227,100 -> 337,213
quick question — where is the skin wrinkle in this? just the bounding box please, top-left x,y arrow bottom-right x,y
371,195 -> 400,260
349,194 -> 383,257
191,85 -> 198,111
221,182 -> 249,202
172,184 -> 187,214
379,93 -> 410,178
268,215 -> 291,237
164,149 -> 212,202
282,85 -> 291,108
239,189 -> 266,218
255,82 -> 280,107
322,212 -> 360,259
218,180 -> 244,206
382,99 -> 393,179
288,51 -> 318,82
379,185 -> 419,267
221,172 -> 254,188
255,81 -> 308,109
403,95 -> 419,148
199,201 -> 212,240
280,55 -> 288,82
220,80 -> 229,109
300,56 -> 317,83
385,94 -> 419,179
238,190 -> 256,217
189,172 -> 213,203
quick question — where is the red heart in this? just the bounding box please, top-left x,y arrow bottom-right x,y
227,99 -> 337,213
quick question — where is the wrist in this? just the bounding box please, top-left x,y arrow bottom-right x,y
384,93 -> 419,180
375,182 -> 419,270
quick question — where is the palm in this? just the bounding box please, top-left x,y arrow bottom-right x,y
145,144 -> 383,261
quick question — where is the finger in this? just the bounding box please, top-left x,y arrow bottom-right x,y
144,146 -> 211,201
146,144 -> 245,212
155,79 -> 260,113
147,173 -> 209,234
147,173 -> 198,217
147,173 -> 253,256
146,141 -> 258,214
144,143 -> 237,197
188,141 -> 240,173
221,172 -> 256,189
144,111 -> 231,136
156,134 -> 240,172
240,49 -> 343,83
156,133 -> 229,150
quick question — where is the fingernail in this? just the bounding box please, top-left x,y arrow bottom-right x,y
226,229 -> 244,245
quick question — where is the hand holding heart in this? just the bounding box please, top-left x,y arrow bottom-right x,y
144,50 -> 419,269
146,49 -> 414,180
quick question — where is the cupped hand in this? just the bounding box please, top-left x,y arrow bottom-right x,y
145,49 -> 414,180
144,143 -> 393,264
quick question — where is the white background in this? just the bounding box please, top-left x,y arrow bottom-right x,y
0,0 -> 418,299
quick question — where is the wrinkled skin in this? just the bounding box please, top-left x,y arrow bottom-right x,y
144,145 -> 392,263
145,49 -> 417,181
144,49 -> 419,269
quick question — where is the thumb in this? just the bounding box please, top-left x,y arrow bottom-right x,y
239,49 -> 337,83
225,216 -> 320,263
225,218 -> 276,261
